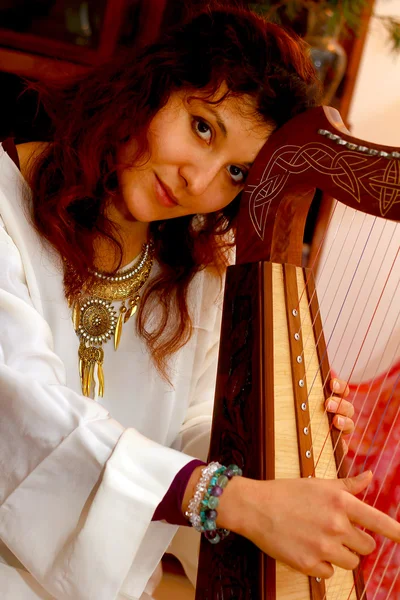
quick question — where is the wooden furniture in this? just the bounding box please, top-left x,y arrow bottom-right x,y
195,106 -> 400,598
0,0 -> 170,140
0,0 -> 167,79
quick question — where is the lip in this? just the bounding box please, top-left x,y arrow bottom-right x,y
154,175 -> 179,208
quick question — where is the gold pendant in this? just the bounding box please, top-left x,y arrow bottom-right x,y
71,241 -> 154,398
114,305 -> 127,350
124,294 -> 140,323
72,300 -> 81,331
78,342 -> 105,397
97,361 -> 105,397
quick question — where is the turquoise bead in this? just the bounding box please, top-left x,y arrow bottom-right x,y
228,464 -> 243,476
204,519 -> 216,531
210,477 -> 217,485
217,475 -> 229,488
200,510 -> 206,519
208,533 -> 221,544
208,496 -> 219,509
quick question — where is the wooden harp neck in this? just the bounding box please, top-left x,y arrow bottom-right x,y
236,105 -> 400,266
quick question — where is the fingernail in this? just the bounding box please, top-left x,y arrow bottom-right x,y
358,470 -> 373,480
337,416 -> 345,428
333,379 -> 341,391
327,400 -> 338,411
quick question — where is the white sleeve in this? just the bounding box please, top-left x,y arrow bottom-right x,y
0,223 -> 196,599
171,274 -> 223,462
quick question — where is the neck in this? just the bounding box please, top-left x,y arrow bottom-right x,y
94,201 -> 150,272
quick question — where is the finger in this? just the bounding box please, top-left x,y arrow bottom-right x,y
330,378 -> 350,397
333,414 -> 354,435
307,561 -> 335,579
326,546 -> 360,571
340,471 -> 373,496
345,526 -> 376,556
347,495 -> 400,543
326,398 -> 355,418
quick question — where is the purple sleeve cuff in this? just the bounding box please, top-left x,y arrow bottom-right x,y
152,459 -> 206,526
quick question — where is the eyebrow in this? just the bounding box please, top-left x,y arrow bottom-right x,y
203,105 -> 228,137
202,105 -> 254,168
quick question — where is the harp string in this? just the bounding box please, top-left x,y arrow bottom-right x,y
332,307 -> 400,480
296,199 -> 340,308
293,214 -> 398,452
317,302 -> 399,490
304,212 -> 376,382
296,211 -> 373,422
302,221 -> 394,457
316,215 -> 399,382
294,201 -> 399,596
362,377 -> 400,520
323,222 -> 394,378
290,215 -> 380,469
373,554 -> 400,600
314,274 -> 400,599
312,246 -> 399,475
282,212 -> 399,598
290,210 -> 371,456
312,242 -> 399,475
347,491 -> 400,600
318,328 -> 400,559
326,373 -> 400,600
359,372 -> 400,484
297,208 -> 363,365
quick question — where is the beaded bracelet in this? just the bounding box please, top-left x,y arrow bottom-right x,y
185,462 -> 222,533
185,462 -> 243,544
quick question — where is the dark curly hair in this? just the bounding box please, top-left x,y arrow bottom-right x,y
24,3 -> 321,377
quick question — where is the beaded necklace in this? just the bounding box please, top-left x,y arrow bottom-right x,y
71,242 -> 154,397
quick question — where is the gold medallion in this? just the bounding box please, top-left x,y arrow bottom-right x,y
71,242 -> 154,397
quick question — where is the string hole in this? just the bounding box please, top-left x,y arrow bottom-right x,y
294,333 -> 300,341
316,578 -> 322,583
296,356 -> 302,363
292,309 -> 298,317
306,450 -> 311,458
298,379 -> 305,387
303,427 -> 309,435
301,403 -> 307,411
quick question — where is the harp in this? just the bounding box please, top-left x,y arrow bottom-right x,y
194,106 -> 400,600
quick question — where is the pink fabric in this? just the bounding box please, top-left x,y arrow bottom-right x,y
345,361 -> 400,599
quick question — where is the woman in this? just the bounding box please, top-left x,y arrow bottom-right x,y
0,5 -> 398,600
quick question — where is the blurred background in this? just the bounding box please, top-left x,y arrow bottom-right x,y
0,0 -> 399,143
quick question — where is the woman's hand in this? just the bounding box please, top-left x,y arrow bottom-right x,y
327,377 -> 354,453
219,472 -> 400,579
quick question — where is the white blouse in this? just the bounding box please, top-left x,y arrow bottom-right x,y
0,144 -> 223,599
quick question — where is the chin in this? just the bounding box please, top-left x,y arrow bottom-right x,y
127,205 -> 162,224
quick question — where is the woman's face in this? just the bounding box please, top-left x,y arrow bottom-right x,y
116,89 -> 273,224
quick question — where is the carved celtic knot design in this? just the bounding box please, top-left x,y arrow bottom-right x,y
245,142 -> 400,240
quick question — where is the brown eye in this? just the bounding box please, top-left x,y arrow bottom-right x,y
227,164 -> 246,184
193,117 -> 212,143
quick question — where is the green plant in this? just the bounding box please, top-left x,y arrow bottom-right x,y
250,0 -> 400,52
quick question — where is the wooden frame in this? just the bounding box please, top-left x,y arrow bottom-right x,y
0,0 -> 167,80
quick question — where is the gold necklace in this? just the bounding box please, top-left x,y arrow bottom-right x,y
71,242 -> 154,398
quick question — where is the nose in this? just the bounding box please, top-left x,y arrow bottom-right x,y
179,157 -> 222,196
